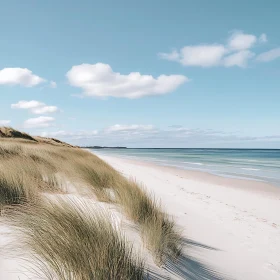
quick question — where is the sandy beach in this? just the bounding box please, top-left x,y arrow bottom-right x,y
98,154 -> 280,280
1,144 -> 280,280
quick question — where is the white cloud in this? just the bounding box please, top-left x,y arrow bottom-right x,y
50,81 -> 57,88
168,45 -> 227,67
228,31 -> 257,50
158,50 -> 180,61
0,120 -> 11,126
32,106 -> 58,114
224,50 -> 255,68
40,125 -> 156,143
106,124 -> 155,133
11,100 -> 58,114
23,116 -> 55,128
259,33 -> 267,43
41,130 -> 98,139
66,63 -> 188,99
159,31 -> 266,68
256,48 -> 280,62
0,68 -> 45,87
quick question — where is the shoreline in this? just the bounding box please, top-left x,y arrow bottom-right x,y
93,152 -> 280,196
91,148 -> 280,188
95,153 -> 280,280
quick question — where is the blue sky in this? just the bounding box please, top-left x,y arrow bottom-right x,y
1,0 -> 280,148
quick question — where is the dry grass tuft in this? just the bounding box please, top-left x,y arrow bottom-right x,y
115,179 -> 182,263
0,144 -> 65,213
0,143 -> 23,158
0,170 -> 39,212
10,198 -> 145,280
142,214 -> 182,264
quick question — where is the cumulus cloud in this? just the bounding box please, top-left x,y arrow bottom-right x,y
224,50 -> 255,68
23,116 -> 55,128
256,48 -> 280,62
159,31 -> 267,68
228,31 -> 257,50
159,45 -> 227,67
0,120 -> 11,126
158,50 -> 180,61
66,63 -> 188,99
50,81 -> 57,88
0,68 -> 45,87
11,100 -> 58,114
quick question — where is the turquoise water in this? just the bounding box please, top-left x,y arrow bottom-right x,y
91,148 -> 280,186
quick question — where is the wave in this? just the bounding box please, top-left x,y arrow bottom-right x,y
241,168 -> 260,171
183,161 -> 204,166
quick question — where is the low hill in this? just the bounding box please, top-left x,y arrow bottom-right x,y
0,126 -> 36,141
0,127 -> 77,148
34,136 -> 78,148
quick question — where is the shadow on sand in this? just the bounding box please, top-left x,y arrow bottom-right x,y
147,238 -> 232,280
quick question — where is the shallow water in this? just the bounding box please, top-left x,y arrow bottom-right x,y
91,148 -> 280,186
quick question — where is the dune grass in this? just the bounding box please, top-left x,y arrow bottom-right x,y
0,157 -> 42,212
114,178 -> 182,263
0,143 -> 63,213
0,138 -> 182,265
10,198 -> 145,280
0,170 -> 38,212
63,150 -> 183,262
141,214 -> 182,264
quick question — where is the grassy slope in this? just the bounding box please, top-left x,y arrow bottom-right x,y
0,126 -> 77,147
0,127 -> 182,279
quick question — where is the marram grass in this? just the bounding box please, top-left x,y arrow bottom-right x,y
0,138 -> 183,272
9,198 -> 145,280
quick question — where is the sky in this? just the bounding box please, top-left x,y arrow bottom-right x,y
0,0 -> 280,148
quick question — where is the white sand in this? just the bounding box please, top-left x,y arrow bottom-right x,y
0,223 -> 40,280
98,154 -> 280,280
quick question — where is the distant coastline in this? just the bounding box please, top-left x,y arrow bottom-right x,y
83,146 -> 127,149
86,147 -> 279,150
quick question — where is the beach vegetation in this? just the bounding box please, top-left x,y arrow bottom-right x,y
0,128 -> 183,276
10,198 -> 145,280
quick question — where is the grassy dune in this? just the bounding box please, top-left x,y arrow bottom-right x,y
0,128 -> 182,278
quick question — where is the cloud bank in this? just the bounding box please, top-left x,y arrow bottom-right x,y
39,124 -> 280,148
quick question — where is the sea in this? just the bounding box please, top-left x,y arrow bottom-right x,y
91,148 -> 280,186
